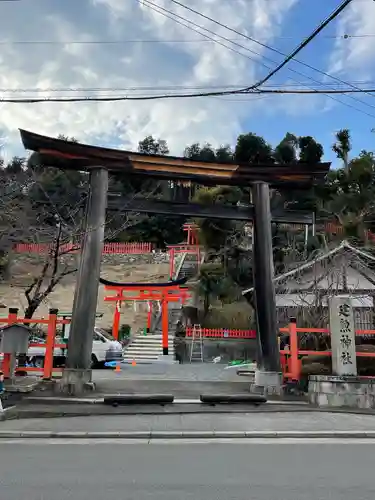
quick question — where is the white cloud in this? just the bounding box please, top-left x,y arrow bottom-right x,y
0,0 -> 299,157
328,1 -> 375,79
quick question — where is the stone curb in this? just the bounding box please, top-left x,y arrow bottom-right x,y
24,397 -> 105,405
19,397 -> 308,406
0,430 -> 375,439
0,406 -> 318,421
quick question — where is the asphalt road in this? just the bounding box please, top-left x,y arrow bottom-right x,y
0,440 -> 374,500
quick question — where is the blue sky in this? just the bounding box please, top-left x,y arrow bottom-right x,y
0,0 -> 374,168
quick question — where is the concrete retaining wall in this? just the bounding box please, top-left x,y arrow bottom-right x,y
308,374 -> 375,409
181,338 -> 257,363
13,251 -> 169,268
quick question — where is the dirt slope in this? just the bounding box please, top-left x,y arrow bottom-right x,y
0,257 -> 169,333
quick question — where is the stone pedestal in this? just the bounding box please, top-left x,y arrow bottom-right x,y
57,369 -> 95,396
250,370 -> 283,396
309,375 -> 375,409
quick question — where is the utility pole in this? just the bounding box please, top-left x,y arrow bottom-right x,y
59,168 -> 108,395
251,182 -> 282,394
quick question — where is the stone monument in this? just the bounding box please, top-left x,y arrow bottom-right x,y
308,296 -> 375,409
329,296 -> 357,376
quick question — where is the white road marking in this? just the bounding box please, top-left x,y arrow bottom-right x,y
1,438 -> 375,445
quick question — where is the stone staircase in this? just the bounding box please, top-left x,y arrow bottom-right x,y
151,252 -> 198,333
178,253 -> 199,280
122,252 -> 200,363
123,333 -> 175,363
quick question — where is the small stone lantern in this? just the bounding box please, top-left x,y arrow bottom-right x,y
0,324 -> 31,380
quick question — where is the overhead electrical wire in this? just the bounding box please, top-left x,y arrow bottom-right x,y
260,88 -> 375,94
139,1 -> 366,92
0,34 -> 372,45
0,0 -> 367,115
4,0 -> 356,101
135,0 -> 375,118
139,0 -> 375,115
1,87 -> 375,103
140,0 -> 375,106
3,83 -> 375,93
166,0 -> 373,100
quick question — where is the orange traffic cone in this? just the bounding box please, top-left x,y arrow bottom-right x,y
114,361 -> 121,373
131,360 -> 137,367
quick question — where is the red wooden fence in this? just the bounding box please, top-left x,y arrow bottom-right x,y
12,222 -> 375,256
14,242 -> 153,254
280,323 -> 375,383
0,308 -> 69,380
186,327 -> 256,338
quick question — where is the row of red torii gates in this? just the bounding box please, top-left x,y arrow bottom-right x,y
107,223 -> 199,352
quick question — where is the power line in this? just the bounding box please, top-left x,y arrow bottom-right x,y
260,88 -> 375,94
1,87 -> 375,103
0,0 -> 371,120
141,0 -> 375,111
138,0 -> 375,117
0,0 -> 366,103
139,0 -> 274,73
2,80 -> 375,93
0,34 -> 373,45
167,0 -> 370,100
1,85 -> 375,95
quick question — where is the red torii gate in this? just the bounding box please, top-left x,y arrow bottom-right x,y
168,222 -> 201,278
104,280 -> 190,355
183,222 -> 199,246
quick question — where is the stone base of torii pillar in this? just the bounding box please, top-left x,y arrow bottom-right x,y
251,370 -> 283,396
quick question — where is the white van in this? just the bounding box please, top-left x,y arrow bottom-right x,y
27,327 -> 123,368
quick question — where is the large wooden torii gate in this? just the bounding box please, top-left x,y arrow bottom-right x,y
20,129 -> 330,394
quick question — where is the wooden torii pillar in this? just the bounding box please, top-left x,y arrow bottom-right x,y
251,182 -> 280,391
63,167 -> 108,393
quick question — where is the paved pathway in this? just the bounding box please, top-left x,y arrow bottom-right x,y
52,364 -> 253,398
93,363 -> 246,382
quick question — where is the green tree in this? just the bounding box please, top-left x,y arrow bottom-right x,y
57,134 -> 78,143
215,145 -> 234,163
125,213 -> 185,249
192,185 -> 243,253
274,133 -> 298,163
5,156 -> 25,175
326,151 -> 375,239
196,263 -> 231,315
298,136 -> 324,164
184,143 -> 233,163
28,167 -> 85,225
183,143 -> 234,201
115,135 -> 170,196
138,135 -> 169,155
235,133 -> 273,163
332,129 -> 351,174
184,142 -> 216,162
120,135 -> 185,247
